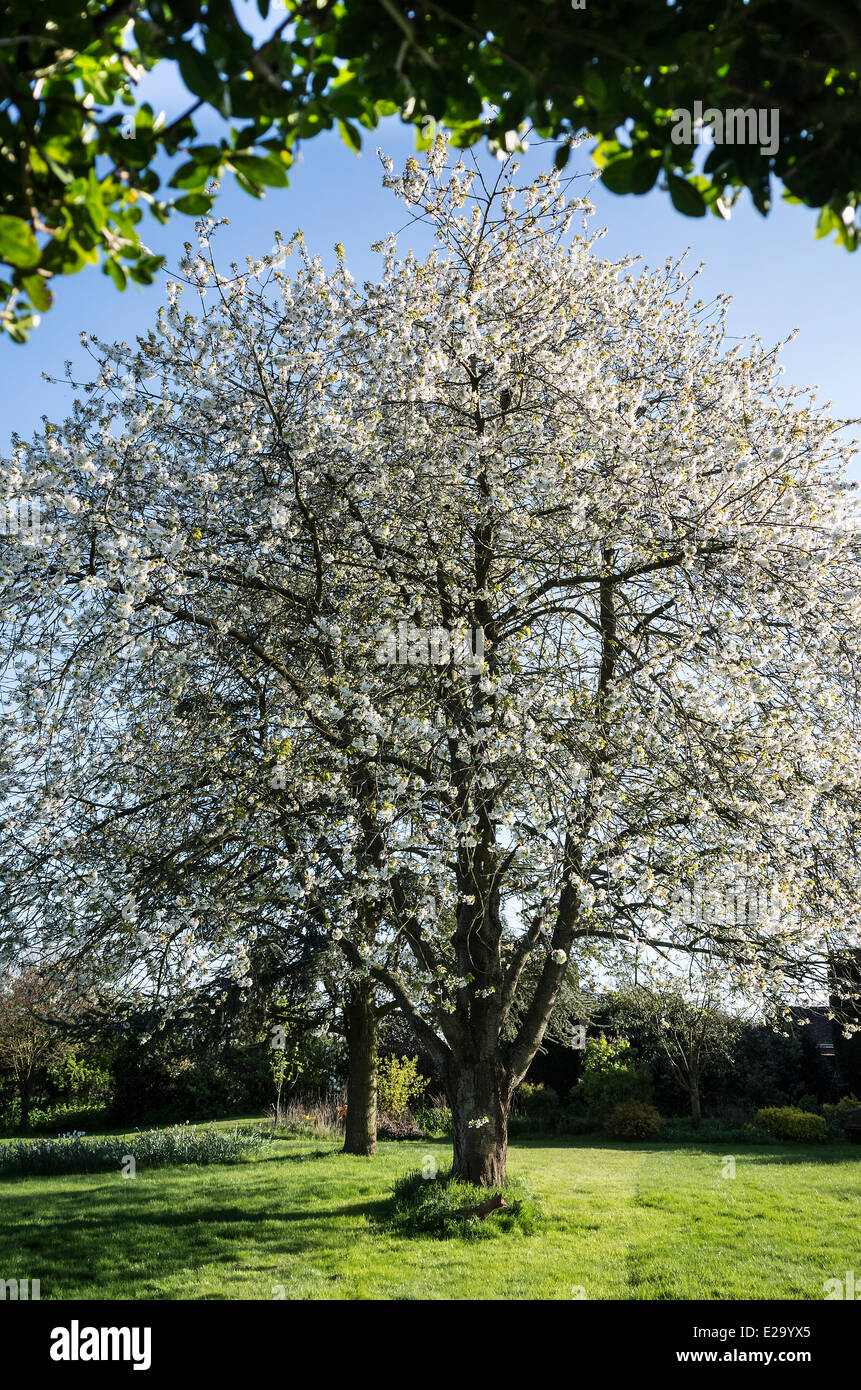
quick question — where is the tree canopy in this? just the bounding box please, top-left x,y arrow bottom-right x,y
2,0 -> 861,340
4,142 -> 861,1182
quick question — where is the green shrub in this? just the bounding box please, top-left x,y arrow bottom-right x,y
0,1124 -> 269,1178
661,1116 -> 773,1144
603,1100 -> 664,1139
414,1104 -> 452,1138
797,1093 -> 822,1113
582,1035 -> 634,1071
377,1055 -> 429,1121
756,1106 -> 828,1143
47,1054 -> 112,1103
572,1062 -> 653,1123
556,1109 -> 596,1136
821,1104 -> 844,1138
514,1082 -> 560,1127
570,1034 -> 654,1124
740,1122 -> 778,1143
822,1096 -> 861,1143
385,1166 -> 545,1240
26,1100 -> 111,1134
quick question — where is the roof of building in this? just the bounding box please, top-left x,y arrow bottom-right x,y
789,1005 -> 835,1052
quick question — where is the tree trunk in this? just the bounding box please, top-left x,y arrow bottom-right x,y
449,1057 -> 509,1186
18,1078 -> 31,1132
689,1073 -> 702,1130
342,979 -> 377,1157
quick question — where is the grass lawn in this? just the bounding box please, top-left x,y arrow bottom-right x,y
1,1127 -> 859,1299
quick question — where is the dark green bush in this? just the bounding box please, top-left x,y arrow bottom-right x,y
661,1116 -> 774,1144
821,1104 -> 844,1139
385,1166 -> 545,1240
757,1106 -> 828,1142
110,1039 -> 272,1123
515,1082 -> 560,1123
571,1062 -> 654,1124
414,1104 -> 452,1138
797,1093 -> 821,1113
555,1109 -> 596,1136
603,1100 -> 664,1139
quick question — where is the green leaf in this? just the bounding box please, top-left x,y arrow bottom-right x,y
338,119 -> 362,153
231,154 -> 289,188
667,174 -> 707,217
233,169 -> 264,198
177,47 -> 222,104
168,160 -> 212,191
816,206 -> 839,240
592,137 -> 622,170
103,259 -> 127,291
21,273 -> 53,311
127,253 -> 165,285
583,70 -> 606,106
174,193 -> 214,215
0,216 -> 40,269
601,152 -> 661,196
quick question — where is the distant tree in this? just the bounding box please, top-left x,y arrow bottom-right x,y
615,976 -> 743,1129
0,968 -> 82,1129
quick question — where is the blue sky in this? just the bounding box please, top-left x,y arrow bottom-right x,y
2,70 -> 858,467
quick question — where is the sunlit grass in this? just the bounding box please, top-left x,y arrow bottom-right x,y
1,1130 -> 858,1299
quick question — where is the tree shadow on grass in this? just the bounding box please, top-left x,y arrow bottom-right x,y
0,1170 -> 393,1298
268,1146 -> 340,1163
528,1134 -> 861,1164
276,1198 -> 391,1222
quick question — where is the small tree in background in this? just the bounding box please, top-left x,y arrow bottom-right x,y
617,975 -> 743,1130
268,1010 -> 306,1122
377,1054 -> 428,1122
571,1033 -> 654,1126
0,968 -> 82,1130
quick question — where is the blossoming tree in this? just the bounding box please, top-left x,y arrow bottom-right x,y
4,140 -> 861,1183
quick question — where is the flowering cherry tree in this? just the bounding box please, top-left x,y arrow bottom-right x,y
4,139 -> 861,1184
